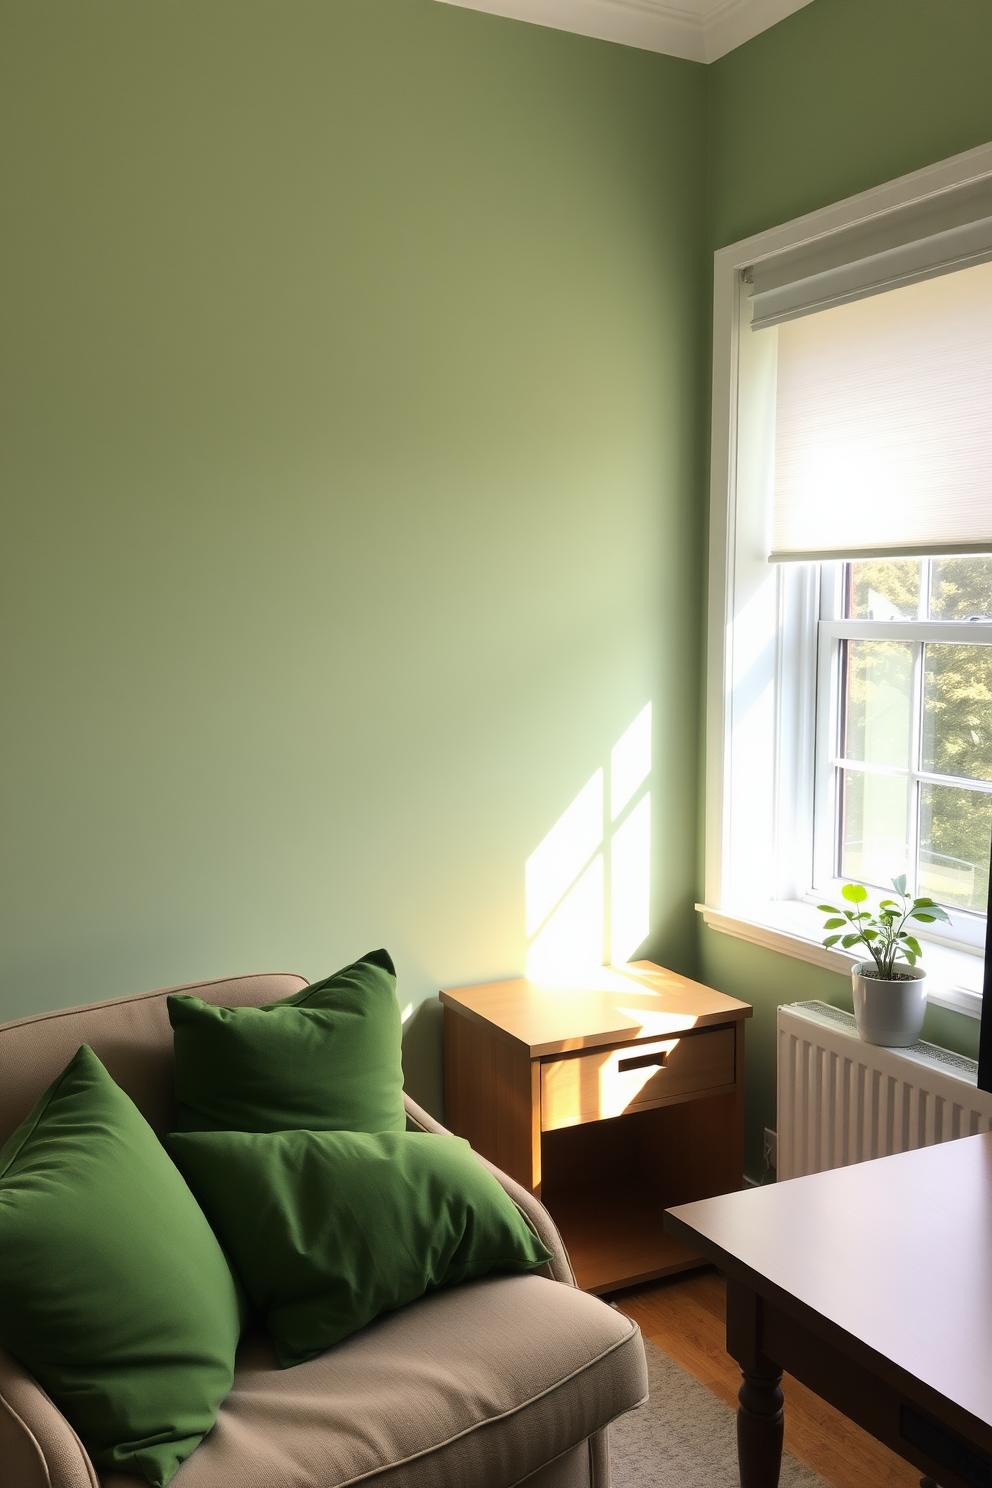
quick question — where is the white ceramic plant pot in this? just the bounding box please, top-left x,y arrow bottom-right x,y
851,962 -> 928,1047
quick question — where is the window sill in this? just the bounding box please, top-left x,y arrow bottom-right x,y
696,900 -> 984,1019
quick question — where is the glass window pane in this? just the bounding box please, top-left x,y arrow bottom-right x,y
846,559 -> 921,620
929,556 -> 992,621
843,640 -> 914,768
919,782 -> 992,912
840,768 -> 909,888
921,644 -> 992,782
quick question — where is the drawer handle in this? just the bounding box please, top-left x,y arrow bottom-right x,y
617,1051 -> 668,1073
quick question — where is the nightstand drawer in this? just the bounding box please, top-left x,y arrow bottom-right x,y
540,1025 -> 736,1132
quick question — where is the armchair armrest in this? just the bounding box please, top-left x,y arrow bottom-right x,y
0,1345 -> 99,1488
403,1094 -> 576,1288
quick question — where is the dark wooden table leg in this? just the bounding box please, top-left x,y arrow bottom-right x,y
725,1278 -> 784,1488
737,1363 -> 784,1488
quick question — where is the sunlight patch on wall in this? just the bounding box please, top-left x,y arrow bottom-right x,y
611,703 -> 651,819
525,769 -> 603,936
525,706 -> 651,980
526,854 -> 604,982
610,792 -> 650,964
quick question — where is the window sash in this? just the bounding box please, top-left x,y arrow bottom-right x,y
821,620 -> 992,644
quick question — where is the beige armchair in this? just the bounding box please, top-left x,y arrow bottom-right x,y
0,972 -> 648,1488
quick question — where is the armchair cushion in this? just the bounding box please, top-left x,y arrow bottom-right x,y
167,1128 -> 553,1367
0,1046 -> 241,1488
103,1273 -> 647,1488
169,950 -> 404,1135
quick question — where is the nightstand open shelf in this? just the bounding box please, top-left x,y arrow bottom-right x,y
539,1182 -> 699,1295
441,961 -> 752,1294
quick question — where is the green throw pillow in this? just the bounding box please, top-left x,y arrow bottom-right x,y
169,948 -> 405,1135
167,1128 -> 553,1367
0,1046 -> 241,1488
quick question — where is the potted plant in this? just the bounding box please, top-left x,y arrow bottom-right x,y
819,876 -> 951,1047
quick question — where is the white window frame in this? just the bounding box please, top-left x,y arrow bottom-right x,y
700,141 -> 992,1020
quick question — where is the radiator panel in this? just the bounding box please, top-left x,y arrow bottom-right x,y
777,1001 -> 992,1180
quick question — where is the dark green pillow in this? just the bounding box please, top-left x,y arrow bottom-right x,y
167,1128 -> 553,1367
0,1046 -> 241,1488
169,948 -> 405,1135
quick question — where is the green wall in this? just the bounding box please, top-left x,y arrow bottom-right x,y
3,0 -> 989,1167
702,0 -> 992,1176
0,0 -> 707,1114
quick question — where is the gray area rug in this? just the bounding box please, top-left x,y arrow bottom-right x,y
610,1340 -> 830,1488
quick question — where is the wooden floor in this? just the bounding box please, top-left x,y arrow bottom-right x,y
614,1268 -> 922,1488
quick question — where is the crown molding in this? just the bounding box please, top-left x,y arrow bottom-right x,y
434,0 -> 815,62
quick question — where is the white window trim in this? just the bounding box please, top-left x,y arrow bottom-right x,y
702,140 -> 992,1022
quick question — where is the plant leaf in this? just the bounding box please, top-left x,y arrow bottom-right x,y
817,904 -> 840,914
822,934 -> 842,948
841,933 -> 861,948
862,929 -> 878,940
822,918 -> 846,929
903,950 -> 917,966
913,913 -> 936,922
842,883 -> 868,903
904,936 -> 922,956
891,873 -> 908,895
912,902 -> 951,923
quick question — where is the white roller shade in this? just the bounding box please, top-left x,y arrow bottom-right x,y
769,258 -> 992,563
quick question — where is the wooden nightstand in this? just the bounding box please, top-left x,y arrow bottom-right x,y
441,960 -> 752,1294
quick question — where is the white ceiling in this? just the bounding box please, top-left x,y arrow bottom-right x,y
435,0 -> 815,63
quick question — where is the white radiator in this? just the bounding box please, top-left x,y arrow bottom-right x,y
777,1000 -> 992,1181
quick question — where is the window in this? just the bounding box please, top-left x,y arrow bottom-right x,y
815,556 -> 992,950
702,142 -> 992,1015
